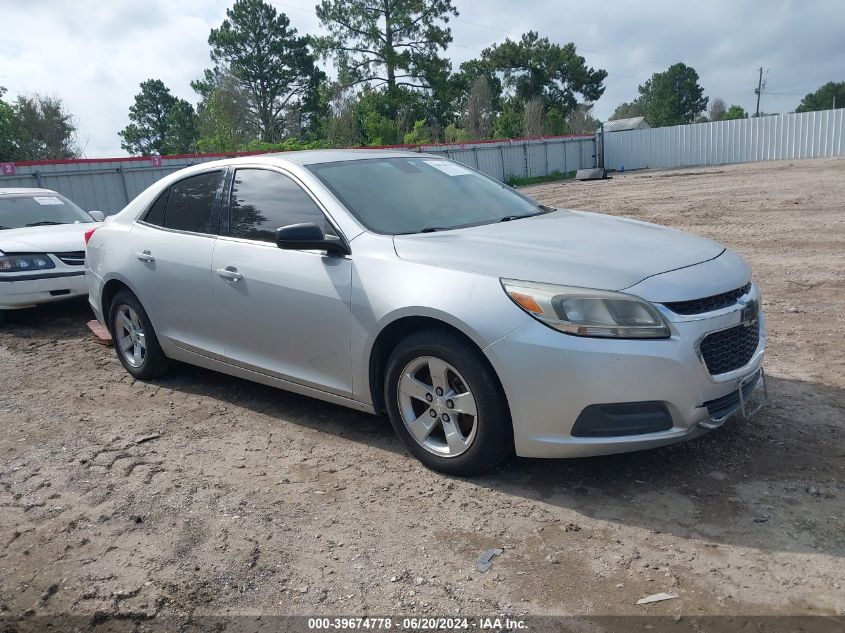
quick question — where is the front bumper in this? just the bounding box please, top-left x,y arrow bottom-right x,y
0,271 -> 87,310
485,286 -> 766,458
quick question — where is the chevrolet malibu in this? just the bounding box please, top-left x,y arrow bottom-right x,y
1,188 -> 104,320
85,150 -> 766,475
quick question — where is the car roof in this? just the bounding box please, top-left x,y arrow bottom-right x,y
224,148 -> 429,168
0,187 -> 60,196
276,148 -> 423,165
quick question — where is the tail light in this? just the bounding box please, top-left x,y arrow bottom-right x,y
84,227 -> 97,245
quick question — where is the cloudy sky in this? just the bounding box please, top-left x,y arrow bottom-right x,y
2,0 -> 842,157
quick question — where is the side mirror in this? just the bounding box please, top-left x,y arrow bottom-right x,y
89,210 -> 105,222
275,222 -> 349,256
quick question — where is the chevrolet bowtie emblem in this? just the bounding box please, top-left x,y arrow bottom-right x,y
740,298 -> 759,325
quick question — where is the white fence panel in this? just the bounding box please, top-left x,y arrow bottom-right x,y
2,135 -> 597,214
603,108 -> 845,171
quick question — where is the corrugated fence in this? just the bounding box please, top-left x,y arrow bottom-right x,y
5,109 -> 841,215
603,108 -> 844,171
0,135 -> 596,215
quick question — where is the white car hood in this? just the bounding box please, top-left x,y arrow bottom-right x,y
392,209 -> 727,291
0,223 -> 94,254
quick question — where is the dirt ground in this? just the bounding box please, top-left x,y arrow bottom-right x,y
1,158 -> 843,628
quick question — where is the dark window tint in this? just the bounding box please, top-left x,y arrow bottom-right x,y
163,171 -> 222,233
229,169 -> 335,243
143,190 -> 168,226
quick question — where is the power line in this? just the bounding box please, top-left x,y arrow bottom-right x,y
452,16 -> 512,36
451,16 -> 670,66
276,0 -> 815,105
274,0 -> 316,15
272,1 -> 669,68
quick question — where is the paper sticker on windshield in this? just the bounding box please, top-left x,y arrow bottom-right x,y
33,196 -> 64,206
423,160 -> 474,176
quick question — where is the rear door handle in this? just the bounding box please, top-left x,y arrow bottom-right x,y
216,267 -> 243,282
136,250 -> 155,263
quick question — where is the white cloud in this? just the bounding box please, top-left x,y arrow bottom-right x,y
1,0 -> 231,156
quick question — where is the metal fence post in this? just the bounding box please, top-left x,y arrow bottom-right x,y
523,143 -> 529,177
117,166 -> 130,204
563,140 -> 568,174
544,140 -> 549,175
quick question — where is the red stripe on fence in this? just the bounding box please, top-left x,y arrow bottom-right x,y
6,133 -> 595,169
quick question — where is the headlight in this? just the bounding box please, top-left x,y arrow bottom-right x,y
501,279 -> 671,339
0,254 -> 56,273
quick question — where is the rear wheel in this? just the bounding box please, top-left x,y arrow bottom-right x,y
384,329 -> 512,475
109,290 -> 168,380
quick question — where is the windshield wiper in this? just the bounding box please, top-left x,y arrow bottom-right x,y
499,210 -> 546,222
25,221 -> 66,227
419,226 -> 448,233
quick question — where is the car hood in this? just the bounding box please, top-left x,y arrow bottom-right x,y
392,209 -> 726,291
0,223 -> 94,254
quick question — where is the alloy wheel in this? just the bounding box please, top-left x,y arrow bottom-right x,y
115,304 -> 146,368
397,356 -> 478,458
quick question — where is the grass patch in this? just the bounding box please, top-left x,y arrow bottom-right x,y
506,171 -> 576,187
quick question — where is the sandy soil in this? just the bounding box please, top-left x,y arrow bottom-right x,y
1,158 -> 843,628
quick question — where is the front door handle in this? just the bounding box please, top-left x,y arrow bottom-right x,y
216,267 -> 243,282
136,250 -> 155,263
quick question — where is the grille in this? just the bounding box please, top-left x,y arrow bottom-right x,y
53,251 -> 85,266
664,283 -> 751,315
700,322 -> 760,375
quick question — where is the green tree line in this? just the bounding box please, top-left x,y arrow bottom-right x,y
120,0 -> 612,155
0,87 -> 80,161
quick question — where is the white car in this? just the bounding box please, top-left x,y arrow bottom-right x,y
0,188 -> 104,319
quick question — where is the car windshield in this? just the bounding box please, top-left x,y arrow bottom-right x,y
0,194 -> 94,230
307,157 -> 545,234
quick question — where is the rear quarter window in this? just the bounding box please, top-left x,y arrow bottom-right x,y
143,190 -> 168,226
141,171 -> 223,234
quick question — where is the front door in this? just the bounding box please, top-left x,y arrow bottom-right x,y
211,167 -> 353,395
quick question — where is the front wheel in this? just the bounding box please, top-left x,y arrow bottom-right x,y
109,289 -> 169,380
384,329 -> 513,475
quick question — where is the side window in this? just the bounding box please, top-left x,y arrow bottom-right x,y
228,168 -> 336,243
163,171 -> 223,234
143,190 -> 168,226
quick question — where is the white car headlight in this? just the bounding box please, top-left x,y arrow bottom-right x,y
501,279 -> 671,339
0,253 -> 56,273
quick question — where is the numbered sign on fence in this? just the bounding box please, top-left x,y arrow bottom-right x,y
1,162 -> 16,176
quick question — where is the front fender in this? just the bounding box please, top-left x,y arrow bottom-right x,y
348,233 -> 530,405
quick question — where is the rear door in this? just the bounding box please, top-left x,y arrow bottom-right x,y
211,167 -> 353,395
127,169 -> 225,357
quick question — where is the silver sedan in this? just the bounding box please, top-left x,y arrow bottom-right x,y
85,150 -> 766,475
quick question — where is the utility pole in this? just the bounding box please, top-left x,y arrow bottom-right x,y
754,67 -> 763,117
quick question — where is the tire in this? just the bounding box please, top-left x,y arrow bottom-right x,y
108,289 -> 169,380
384,328 -> 512,475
